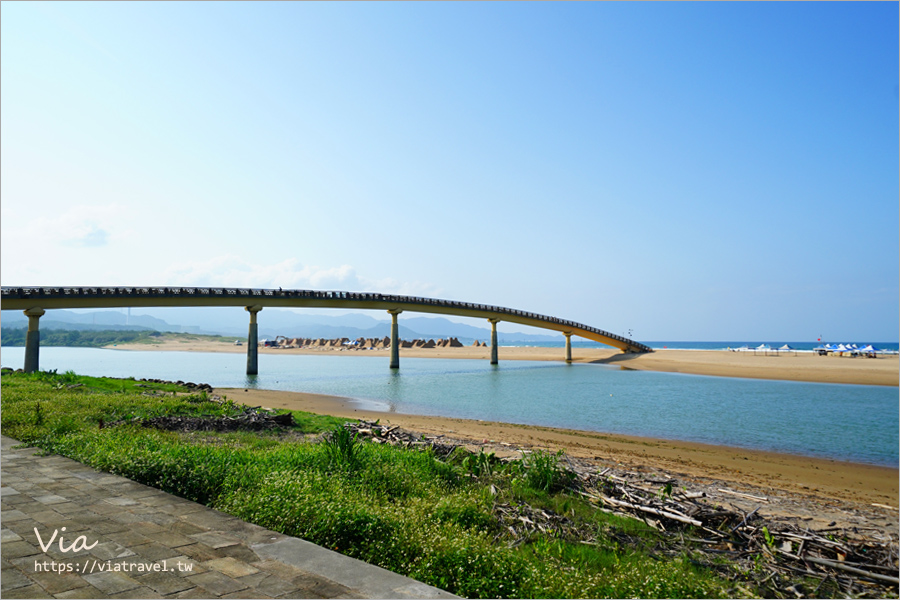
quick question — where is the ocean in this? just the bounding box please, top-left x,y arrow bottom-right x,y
2,346 -> 896,467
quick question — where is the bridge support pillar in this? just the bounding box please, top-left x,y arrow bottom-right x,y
389,310 -> 402,369
23,308 -> 45,373
245,306 -> 262,375
488,319 -> 499,365
564,332 -> 572,363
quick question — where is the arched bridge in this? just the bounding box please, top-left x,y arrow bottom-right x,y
1,286 -> 652,374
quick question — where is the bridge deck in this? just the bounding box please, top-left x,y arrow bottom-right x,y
0,287 -> 652,353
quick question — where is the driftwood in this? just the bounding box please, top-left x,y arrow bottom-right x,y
339,420 -> 899,597
344,420 -> 461,458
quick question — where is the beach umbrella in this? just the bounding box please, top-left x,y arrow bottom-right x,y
755,343 -> 772,355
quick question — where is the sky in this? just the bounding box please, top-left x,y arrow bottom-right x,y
2,2 -> 897,342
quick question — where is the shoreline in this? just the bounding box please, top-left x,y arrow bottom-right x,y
108,339 -> 899,386
219,386 -> 898,528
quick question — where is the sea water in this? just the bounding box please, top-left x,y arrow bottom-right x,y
1,347 -> 896,467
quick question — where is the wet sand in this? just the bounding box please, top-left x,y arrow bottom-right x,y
219,387 -> 899,513
115,338 -> 899,386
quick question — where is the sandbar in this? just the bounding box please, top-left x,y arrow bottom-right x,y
112,338 -> 899,386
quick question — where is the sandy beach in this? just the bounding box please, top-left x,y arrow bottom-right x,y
114,338 -> 899,386
219,387 -> 898,531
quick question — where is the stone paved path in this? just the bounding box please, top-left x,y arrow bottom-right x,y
0,436 -> 456,599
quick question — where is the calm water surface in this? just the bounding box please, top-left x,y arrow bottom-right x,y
2,347 -> 896,467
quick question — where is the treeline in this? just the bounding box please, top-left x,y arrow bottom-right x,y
0,328 -> 160,347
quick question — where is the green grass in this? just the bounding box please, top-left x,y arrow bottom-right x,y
1,371 -> 734,598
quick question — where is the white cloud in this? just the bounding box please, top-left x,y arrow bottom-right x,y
12,203 -> 134,249
160,256 -> 444,297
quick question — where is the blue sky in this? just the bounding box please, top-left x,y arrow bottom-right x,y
2,2 -> 897,341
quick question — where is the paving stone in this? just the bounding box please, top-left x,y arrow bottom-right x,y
16,565 -> 90,594
130,542 -> 182,562
83,571 -> 142,594
31,509 -> 69,524
108,585 -> 164,598
189,531 -> 242,549
204,556 -> 260,578
178,542 -> 225,563
186,570 -> 248,595
55,501 -> 96,515
167,521 -> 206,536
134,570 -> 195,594
103,529 -> 152,547
181,510 -> 242,531
3,517 -> 41,537
129,521 -> 167,536
103,497 -> 141,507
1,583 -> 54,598
87,502 -> 126,515
1,509 -> 30,522
107,511 -> 146,524
218,543 -> 262,563
156,554 -> 207,576
251,559 -> 309,582
33,518 -> 91,534
242,573 -> 300,598
1,566 -> 34,591
82,520 -> 130,536
141,530 -> 195,548
90,540 -> 137,560
33,494 -> 69,504
1,493 -> 34,505
168,586 -> 217,599
54,585 -> 110,599
220,591 -> 274,599
1,540 -> 42,558
292,574 -> 354,598
1,527 -> 23,542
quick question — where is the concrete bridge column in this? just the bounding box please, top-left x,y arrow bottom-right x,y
245,306 -> 262,375
23,308 -> 45,373
564,332 -> 572,363
488,319 -> 499,365
389,310 -> 402,369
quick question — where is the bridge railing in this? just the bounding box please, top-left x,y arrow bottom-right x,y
1,286 -> 650,351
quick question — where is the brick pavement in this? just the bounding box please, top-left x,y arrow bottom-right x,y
0,436 -> 456,599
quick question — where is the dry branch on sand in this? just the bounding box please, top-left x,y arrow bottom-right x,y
344,419 -> 899,598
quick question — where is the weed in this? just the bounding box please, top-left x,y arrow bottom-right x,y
520,449 -> 577,493
461,448 -> 496,478
323,425 -> 362,470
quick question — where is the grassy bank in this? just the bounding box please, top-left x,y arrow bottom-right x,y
1,370 -> 734,598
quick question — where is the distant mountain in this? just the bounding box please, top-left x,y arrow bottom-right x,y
1,311 -> 170,332
0,308 -> 562,343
